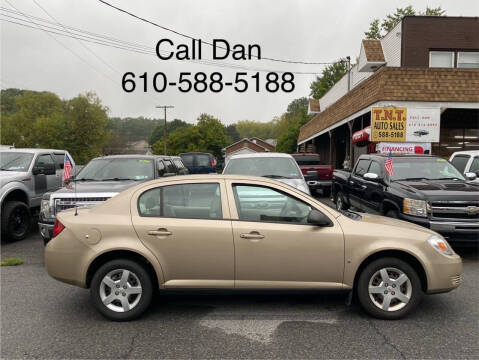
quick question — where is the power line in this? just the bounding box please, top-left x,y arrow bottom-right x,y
3,0 -> 117,85
97,0 -> 337,65
1,11 -> 328,75
31,0 -> 120,74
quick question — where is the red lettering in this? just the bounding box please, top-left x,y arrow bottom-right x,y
373,109 -> 382,121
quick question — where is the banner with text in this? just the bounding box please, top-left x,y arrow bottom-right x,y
371,107 -> 440,143
377,142 -> 431,154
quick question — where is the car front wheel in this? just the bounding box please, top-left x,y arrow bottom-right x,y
90,259 -> 153,321
357,257 -> 423,319
335,191 -> 348,211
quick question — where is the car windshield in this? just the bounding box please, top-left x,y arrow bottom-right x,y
224,157 -> 302,179
76,158 -> 154,181
390,157 -> 465,181
294,155 -> 322,166
0,152 -> 34,171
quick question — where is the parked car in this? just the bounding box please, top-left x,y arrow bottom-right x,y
292,153 -> 334,196
39,154 -> 187,242
179,152 -> 216,174
449,150 -> 479,184
222,153 -> 310,194
0,148 -> 76,241
332,154 -> 479,242
45,174 -> 462,321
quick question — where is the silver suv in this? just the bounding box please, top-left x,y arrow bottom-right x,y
0,148 -> 75,241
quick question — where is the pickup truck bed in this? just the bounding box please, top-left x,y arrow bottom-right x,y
292,153 -> 333,196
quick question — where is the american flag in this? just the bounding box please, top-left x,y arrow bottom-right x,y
63,153 -> 73,182
385,151 -> 394,176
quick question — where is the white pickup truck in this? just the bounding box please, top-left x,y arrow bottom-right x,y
450,150 -> 479,184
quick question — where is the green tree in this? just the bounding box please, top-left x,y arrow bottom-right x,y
276,98 -> 312,153
197,113 -> 231,159
309,60 -> 348,99
225,124 -> 240,142
235,120 -> 276,139
149,119 -> 190,145
365,6 -> 445,39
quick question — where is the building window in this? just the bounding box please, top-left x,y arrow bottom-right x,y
429,51 -> 454,68
457,52 -> 479,69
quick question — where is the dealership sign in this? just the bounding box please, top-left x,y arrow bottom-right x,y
377,142 -> 431,154
371,107 -> 440,143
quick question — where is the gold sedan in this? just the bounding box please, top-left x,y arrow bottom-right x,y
45,175 -> 462,321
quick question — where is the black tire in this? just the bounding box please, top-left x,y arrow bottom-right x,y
386,209 -> 399,219
357,257 -> 423,319
1,201 -> 31,242
335,191 -> 348,211
90,259 -> 153,321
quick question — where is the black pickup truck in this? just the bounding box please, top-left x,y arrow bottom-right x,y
332,154 -> 479,242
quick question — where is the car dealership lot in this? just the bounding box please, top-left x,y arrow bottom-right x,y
1,220 -> 478,359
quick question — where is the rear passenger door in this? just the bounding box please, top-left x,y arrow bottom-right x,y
131,180 -> 234,288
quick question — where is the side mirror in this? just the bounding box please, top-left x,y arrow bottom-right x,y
32,166 -> 42,175
42,163 -> 56,175
363,172 -> 379,181
307,209 -> 333,227
475,170 -> 479,177
465,172 -> 477,181
163,172 -> 176,177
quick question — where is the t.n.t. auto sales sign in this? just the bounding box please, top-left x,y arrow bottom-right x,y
371,107 -> 440,143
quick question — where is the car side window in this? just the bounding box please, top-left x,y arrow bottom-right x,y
354,159 -> 371,176
173,159 -> 185,170
164,160 -> 176,173
53,153 -> 65,169
368,161 -> 382,177
36,154 -> 54,166
470,157 -> 479,173
157,160 -> 166,177
450,155 -> 470,173
138,183 -> 222,219
233,185 -> 312,224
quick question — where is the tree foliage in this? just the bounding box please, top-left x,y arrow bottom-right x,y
1,89 -> 109,164
309,60 -> 348,99
365,6 -> 446,39
235,120 -> 276,140
275,97 -> 312,153
149,119 -> 190,145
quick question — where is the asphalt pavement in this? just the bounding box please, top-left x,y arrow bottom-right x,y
1,208 -> 478,359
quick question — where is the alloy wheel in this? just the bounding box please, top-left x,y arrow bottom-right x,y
99,269 -> 142,312
368,267 -> 411,311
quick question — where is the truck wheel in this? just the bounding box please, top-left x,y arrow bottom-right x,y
386,209 -> 399,219
1,201 -> 31,242
357,257 -> 423,319
335,192 -> 348,211
90,259 -> 153,321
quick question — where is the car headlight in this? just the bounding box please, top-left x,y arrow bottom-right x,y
41,199 -> 53,219
427,235 -> 455,256
403,198 -> 428,217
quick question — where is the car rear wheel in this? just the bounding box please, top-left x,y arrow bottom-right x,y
1,201 -> 31,242
357,257 -> 423,319
90,259 -> 153,321
335,191 -> 348,211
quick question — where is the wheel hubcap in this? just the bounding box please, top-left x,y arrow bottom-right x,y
368,267 -> 411,312
337,196 -> 342,210
99,269 -> 142,312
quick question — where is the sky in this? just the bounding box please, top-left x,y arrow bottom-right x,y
1,0 -> 478,126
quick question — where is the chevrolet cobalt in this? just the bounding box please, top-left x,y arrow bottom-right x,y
45,175 -> 462,321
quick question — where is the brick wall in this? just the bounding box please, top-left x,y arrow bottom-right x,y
298,67 -> 479,142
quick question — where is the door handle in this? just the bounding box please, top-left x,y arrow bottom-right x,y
148,228 -> 172,236
240,231 -> 264,240
349,180 -> 355,185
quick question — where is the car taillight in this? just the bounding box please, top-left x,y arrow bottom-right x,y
211,158 -> 216,167
52,219 -> 65,238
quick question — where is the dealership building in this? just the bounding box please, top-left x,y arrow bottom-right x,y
298,16 -> 479,169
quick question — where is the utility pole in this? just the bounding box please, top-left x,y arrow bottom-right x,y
155,105 -> 174,155
346,56 -> 351,91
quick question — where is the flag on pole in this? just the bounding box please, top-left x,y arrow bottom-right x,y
385,151 -> 394,176
63,153 -> 73,182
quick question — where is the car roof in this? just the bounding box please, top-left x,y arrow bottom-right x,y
0,148 -> 67,154
229,152 -> 293,159
451,150 -> 479,156
90,154 -> 168,161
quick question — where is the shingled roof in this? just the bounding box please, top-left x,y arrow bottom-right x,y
362,40 -> 385,62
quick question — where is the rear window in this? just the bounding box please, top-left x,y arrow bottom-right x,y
293,155 -> 321,166
173,159 -> 185,169
53,153 -> 65,169
197,154 -> 211,167
451,155 -> 470,173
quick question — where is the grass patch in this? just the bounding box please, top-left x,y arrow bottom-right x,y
1,257 -> 23,266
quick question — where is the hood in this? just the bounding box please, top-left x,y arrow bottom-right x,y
358,212 -> 433,233
391,179 -> 479,202
52,180 -> 139,195
277,178 -> 310,194
0,171 -> 26,187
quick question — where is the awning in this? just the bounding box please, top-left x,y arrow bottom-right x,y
352,126 -> 371,144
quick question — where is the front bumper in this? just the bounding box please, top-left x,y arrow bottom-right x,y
426,254 -> 462,294
38,220 -> 54,243
307,180 -> 332,189
398,213 -> 479,242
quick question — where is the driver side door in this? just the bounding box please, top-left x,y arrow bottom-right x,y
226,180 -> 344,289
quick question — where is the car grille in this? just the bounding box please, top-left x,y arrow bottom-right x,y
54,197 -> 110,214
430,201 -> 479,221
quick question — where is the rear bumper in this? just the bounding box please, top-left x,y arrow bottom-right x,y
398,214 -> 479,242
